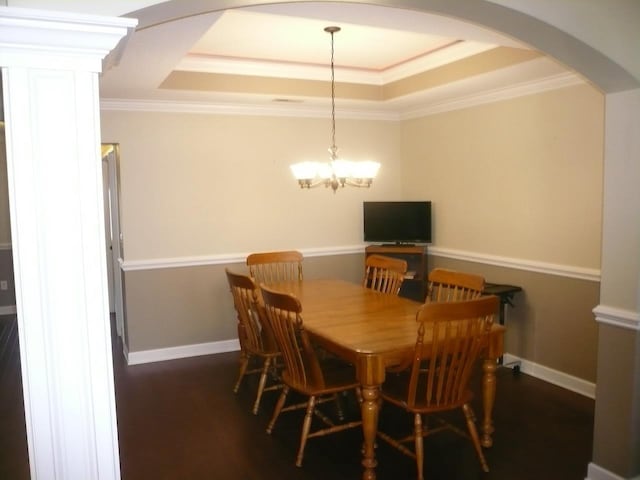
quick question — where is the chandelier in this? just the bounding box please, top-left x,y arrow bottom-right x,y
290,26 -> 380,193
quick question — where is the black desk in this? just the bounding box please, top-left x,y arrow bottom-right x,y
483,283 -> 522,370
483,283 -> 522,325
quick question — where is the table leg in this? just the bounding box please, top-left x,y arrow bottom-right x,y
357,354 -> 385,480
481,357 -> 496,447
360,385 -> 379,480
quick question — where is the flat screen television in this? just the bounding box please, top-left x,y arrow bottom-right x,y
363,201 -> 432,244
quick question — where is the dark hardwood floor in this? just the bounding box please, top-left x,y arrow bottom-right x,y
1,314 -> 594,479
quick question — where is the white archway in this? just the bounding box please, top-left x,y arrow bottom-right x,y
1,2 -> 638,479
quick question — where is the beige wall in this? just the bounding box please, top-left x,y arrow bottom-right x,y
429,255 -> 599,382
0,134 -> 10,245
101,82 -> 605,384
100,111 -> 402,260
401,83 -> 604,268
123,253 -> 364,352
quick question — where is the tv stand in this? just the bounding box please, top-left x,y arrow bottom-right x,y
365,244 -> 428,302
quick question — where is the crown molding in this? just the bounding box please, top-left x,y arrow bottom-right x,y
176,41 -> 496,86
399,71 -> 584,119
101,68 -> 584,120
100,97 -> 399,120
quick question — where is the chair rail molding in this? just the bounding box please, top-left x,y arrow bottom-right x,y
120,244 -> 599,282
0,6 -> 136,480
592,304 -> 640,331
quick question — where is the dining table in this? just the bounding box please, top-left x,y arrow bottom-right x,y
268,278 -> 505,480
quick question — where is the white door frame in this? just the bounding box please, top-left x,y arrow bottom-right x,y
102,143 -> 125,339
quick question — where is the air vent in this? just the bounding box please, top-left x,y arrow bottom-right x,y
272,98 -> 303,103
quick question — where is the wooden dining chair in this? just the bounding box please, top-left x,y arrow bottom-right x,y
376,295 -> 499,480
246,250 -> 303,285
425,268 -> 485,303
260,284 -> 362,467
363,254 -> 408,295
225,269 -> 281,415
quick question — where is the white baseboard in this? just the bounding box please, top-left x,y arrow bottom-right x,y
502,353 -> 595,399
586,462 -> 640,480
126,343 -> 595,400
0,305 -> 17,316
127,338 -> 240,366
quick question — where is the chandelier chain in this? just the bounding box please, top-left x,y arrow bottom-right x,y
289,25 -> 379,192
329,28 -> 337,158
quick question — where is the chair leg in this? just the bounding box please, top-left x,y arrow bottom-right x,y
296,396 -> 317,467
334,393 -> 345,421
233,353 -> 250,393
462,404 -> 489,473
267,386 -> 289,434
414,413 -> 424,480
253,357 -> 272,415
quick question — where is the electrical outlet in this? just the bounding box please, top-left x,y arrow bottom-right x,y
0,280 -> 7,291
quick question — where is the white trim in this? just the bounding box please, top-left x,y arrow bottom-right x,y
100,66 -> 584,120
593,304 -> 640,331
177,41 -> 495,86
502,354 -> 595,399
100,98 -> 398,121
586,462 -> 640,480
0,305 -> 17,316
401,71 -> 583,119
429,246 -> 600,282
127,339 -> 240,366
121,244 -> 365,271
120,244 -> 601,282
0,6 -> 137,72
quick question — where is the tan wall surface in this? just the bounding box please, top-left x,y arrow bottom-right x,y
124,253 -> 364,352
0,134 -> 10,245
100,111 -> 402,261
401,83 -> 604,269
429,255 -> 599,382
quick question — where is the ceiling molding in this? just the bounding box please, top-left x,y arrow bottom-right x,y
400,71 -> 584,119
101,68 -> 585,120
176,41 -> 499,86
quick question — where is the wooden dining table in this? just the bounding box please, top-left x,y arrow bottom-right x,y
268,278 -> 505,480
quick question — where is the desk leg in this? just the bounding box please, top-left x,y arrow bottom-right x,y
358,355 -> 385,480
481,357 -> 496,447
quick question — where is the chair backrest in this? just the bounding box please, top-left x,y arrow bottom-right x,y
426,268 -> 485,303
363,254 -> 408,295
405,295 -> 499,410
225,268 -> 277,355
247,250 -> 304,285
260,285 -> 326,390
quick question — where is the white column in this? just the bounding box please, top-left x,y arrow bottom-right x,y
0,7 -> 136,480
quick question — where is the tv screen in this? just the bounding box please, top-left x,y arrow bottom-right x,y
363,201 -> 432,244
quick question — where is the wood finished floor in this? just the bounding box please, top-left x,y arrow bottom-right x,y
1,315 -> 595,480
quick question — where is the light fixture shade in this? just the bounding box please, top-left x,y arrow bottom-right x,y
353,161 -> 381,179
332,159 -> 354,178
290,161 -> 319,180
317,162 -> 334,179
